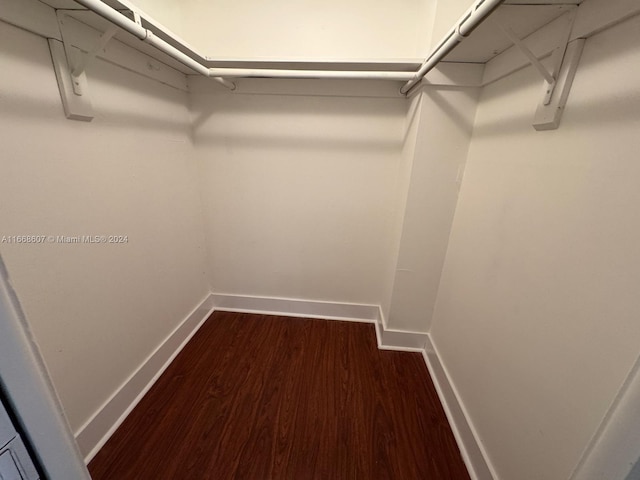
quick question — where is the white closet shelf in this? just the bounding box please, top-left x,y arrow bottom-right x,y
399,0 -> 589,94
19,0 -> 639,125
57,10 -> 198,76
42,0 -> 586,84
60,8 -> 424,76
50,0 -> 423,80
31,0 -> 640,89
443,3 -> 582,64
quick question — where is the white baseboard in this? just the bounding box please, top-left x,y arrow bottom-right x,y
423,334 -> 497,480
210,293 -> 379,323
74,293 -> 216,463
374,307 -> 428,352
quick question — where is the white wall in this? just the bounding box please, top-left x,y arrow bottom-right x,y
178,0 -> 433,59
379,0 -> 480,334
430,0 -> 471,48
190,79 -> 407,306
0,21 -> 209,435
431,16 -> 640,480
416,0 -> 438,57
385,87 -> 478,332
380,94 -> 422,321
124,0 -> 188,41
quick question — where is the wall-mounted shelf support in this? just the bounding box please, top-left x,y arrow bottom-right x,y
48,39 -> 94,122
47,11 -> 115,121
493,6 -> 577,107
132,11 -> 141,27
70,24 -> 118,94
495,22 -> 557,103
533,38 -> 585,131
72,0 -> 237,91
49,11 -> 120,120
493,7 -> 580,130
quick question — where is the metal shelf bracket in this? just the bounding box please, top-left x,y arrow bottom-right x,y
48,12 -> 120,122
49,13 -> 118,121
493,8 -> 583,130
531,8 -> 582,130
533,38 -> 585,131
70,23 -> 118,92
48,38 -> 94,122
495,23 -> 557,103
57,12 -> 118,96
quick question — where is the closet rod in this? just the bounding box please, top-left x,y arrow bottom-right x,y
400,0 -> 504,94
72,0 -> 237,90
207,68 -> 416,81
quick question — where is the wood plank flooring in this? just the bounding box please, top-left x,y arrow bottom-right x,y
88,312 -> 470,479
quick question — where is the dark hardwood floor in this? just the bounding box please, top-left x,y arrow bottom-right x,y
88,311 -> 470,479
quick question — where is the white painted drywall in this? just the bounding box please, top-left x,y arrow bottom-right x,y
429,0 -> 473,48
386,87 -> 478,332
176,0 -> 433,59
0,21 -> 209,435
190,78 -> 406,306
416,0 -> 438,57
122,0 -> 188,41
430,16 -> 640,480
381,0 -> 480,334
570,352 -> 640,480
380,93 -> 422,322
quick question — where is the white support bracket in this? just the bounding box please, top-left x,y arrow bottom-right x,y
494,7 -> 576,102
493,8 -> 582,130
533,38 -> 585,131
495,23 -> 557,104
57,11 -> 118,96
70,24 -> 118,92
48,39 -> 94,122
50,13 -> 119,121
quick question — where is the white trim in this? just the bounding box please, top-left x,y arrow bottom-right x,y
210,294 -> 430,353
569,351 -> 640,480
75,293 -> 216,463
374,307 -> 428,352
210,293 -> 378,323
0,256 -> 90,479
422,334 -> 497,480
